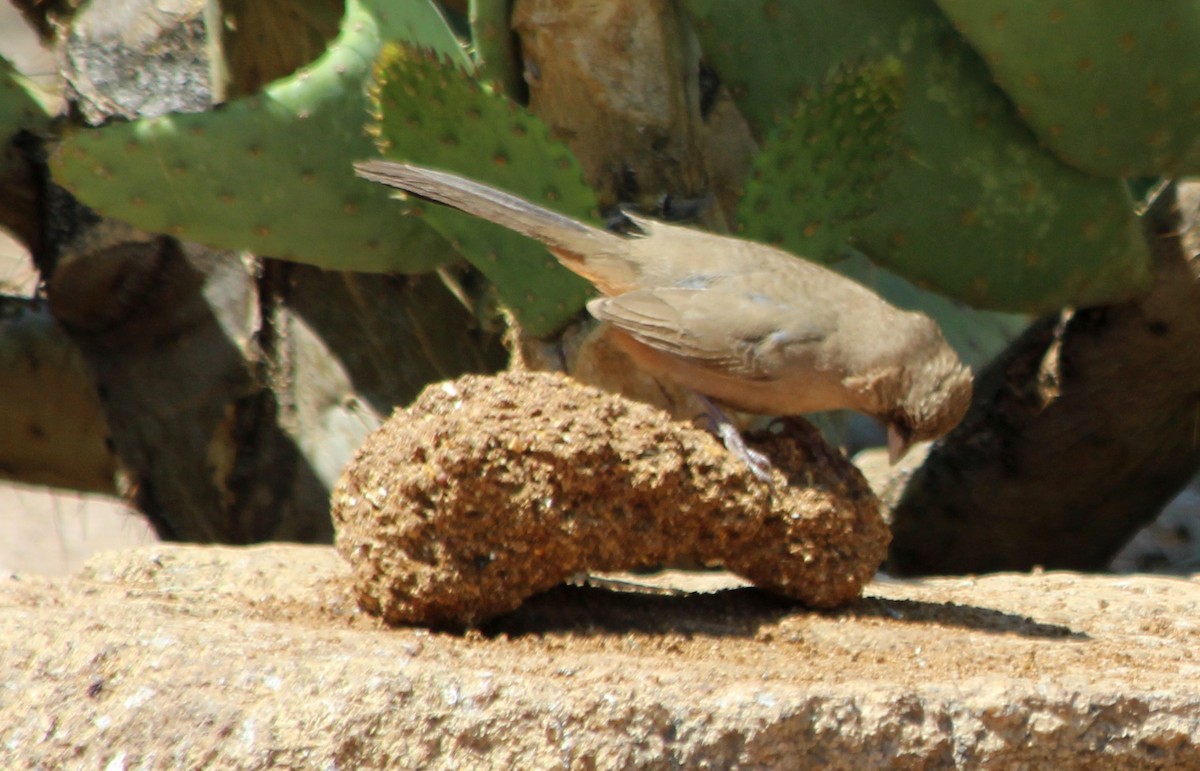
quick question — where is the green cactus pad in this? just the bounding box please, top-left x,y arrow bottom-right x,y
469,0 -> 523,99
1,55 -> 53,142
738,57 -> 904,263
685,0 -> 1150,313
50,0 -> 466,273
367,43 -> 595,336
935,0 -> 1200,177
367,0 -> 468,65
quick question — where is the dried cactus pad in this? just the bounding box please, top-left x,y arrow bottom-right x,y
332,372 -> 889,627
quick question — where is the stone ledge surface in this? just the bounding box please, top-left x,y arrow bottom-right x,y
1,544 -> 1197,769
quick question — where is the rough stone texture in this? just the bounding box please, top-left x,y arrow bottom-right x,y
3,544 -> 1200,769
332,371 -> 888,626
60,0 -> 212,124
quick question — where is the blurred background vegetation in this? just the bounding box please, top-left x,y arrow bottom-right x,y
1,0 -> 1198,575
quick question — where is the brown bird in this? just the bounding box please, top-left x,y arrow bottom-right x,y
355,160 -> 973,476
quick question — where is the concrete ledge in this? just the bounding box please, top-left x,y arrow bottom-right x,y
2,544 -> 1196,768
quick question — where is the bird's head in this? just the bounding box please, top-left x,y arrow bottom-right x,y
848,313 -> 973,464
882,337 -> 973,463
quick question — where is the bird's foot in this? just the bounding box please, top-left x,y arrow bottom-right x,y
714,421 -> 775,484
696,395 -> 775,485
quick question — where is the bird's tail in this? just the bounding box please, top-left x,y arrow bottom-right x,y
355,160 -> 631,291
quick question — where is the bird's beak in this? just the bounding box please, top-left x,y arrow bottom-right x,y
887,424 -> 911,466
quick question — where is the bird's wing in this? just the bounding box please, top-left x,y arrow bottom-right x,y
588,285 -> 832,381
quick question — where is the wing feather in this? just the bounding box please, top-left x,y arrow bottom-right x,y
588,285 -> 832,381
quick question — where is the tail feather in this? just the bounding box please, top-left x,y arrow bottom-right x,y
354,160 -> 627,284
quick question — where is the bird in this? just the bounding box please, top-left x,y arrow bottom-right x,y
355,159 -> 973,479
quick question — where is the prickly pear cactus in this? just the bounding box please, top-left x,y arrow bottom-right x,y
367,43 -> 595,335
469,0 -> 523,99
50,0 -> 465,273
738,56 -> 904,263
935,0 -> 1200,178
1,56 -> 53,143
684,0 -> 1151,313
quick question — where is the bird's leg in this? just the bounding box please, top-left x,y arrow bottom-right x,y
695,394 -> 775,484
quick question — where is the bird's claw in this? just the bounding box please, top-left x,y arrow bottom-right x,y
696,394 -> 776,486
714,421 -> 775,485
